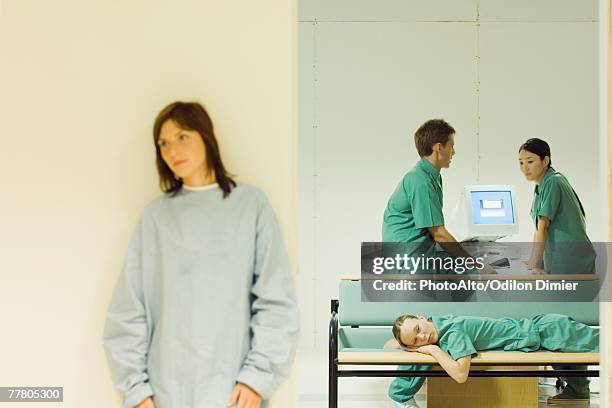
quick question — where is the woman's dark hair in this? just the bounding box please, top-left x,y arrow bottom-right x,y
518,138 -> 552,168
153,101 -> 236,198
519,138 -> 585,217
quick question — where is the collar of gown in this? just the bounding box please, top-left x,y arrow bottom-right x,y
182,183 -> 219,191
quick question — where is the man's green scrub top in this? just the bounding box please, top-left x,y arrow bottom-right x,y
530,168 -> 596,274
382,158 -> 444,255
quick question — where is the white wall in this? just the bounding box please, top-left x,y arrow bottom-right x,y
298,0 -> 601,349
0,1 -> 297,407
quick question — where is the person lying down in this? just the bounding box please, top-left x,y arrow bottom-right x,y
384,313 -> 599,407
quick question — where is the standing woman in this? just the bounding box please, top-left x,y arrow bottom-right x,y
518,138 -> 595,276
519,138 -> 597,404
103,101 -> 299,408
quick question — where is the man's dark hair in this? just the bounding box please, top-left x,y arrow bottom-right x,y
414,119 -> 455,157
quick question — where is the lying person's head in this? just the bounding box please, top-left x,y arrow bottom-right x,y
392,314 -> 439,348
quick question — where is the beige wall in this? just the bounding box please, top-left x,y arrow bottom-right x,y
0,1 -> 296,407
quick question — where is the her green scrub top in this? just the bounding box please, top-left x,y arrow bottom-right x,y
530,168 -> 595,274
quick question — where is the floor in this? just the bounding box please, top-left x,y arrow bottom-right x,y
297,348 -> 600,407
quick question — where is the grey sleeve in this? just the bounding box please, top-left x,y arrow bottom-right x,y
103,218 -> 153,408
236,193 -> 300,399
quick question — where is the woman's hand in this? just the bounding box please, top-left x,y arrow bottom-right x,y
530,266 -> 547,275
524,259 -> 545,274
227,382 -> 262,408
134,397 -> 155,408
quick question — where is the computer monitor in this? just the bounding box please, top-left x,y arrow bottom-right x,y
449,185 -> 519,242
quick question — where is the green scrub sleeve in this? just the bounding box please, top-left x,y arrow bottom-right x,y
103,217 -> 154,408
536,179 -> 561,224
443,330 -> 478,360
411,182 -> 444,229
235,193 -> 299,399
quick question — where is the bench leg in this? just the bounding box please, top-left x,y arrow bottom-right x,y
329,300 -> 339,408
328,355 -> 337,407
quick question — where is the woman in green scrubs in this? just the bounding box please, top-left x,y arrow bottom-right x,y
518,138 -> 597,404
386,313 -> 599,406
518,138 -> 596,275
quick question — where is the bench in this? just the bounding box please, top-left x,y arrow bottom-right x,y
329,276 -> 600,407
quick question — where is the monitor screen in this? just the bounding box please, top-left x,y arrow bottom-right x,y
470,190 -> 514,225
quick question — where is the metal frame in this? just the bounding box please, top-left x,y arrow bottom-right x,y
328,298 -> 599,408
329,299 -> 339,407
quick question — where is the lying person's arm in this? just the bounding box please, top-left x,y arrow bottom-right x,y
383,338 -> 401,349
410,344 -> 471,383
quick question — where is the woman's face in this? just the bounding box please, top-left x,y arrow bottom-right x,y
519,149 -> 549,183
399,316 -> 438,348
158,120 -> 208,185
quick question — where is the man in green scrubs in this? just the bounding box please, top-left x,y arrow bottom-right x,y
383,119 -> 453,259
387,314 -> 598,406
382,119 -> 491,274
